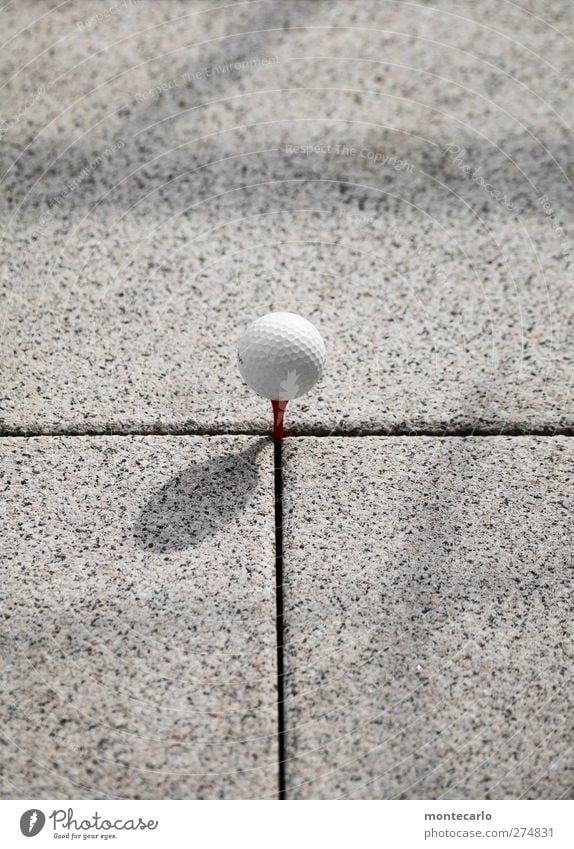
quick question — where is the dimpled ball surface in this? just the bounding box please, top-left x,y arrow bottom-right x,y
237,312 -> 326,400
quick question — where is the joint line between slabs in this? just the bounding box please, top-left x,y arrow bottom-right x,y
1,429 -> 573,439
273,438 -> 287,800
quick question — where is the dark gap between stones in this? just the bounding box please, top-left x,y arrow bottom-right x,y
1,428 -> 573,439
274,438 -> 287,800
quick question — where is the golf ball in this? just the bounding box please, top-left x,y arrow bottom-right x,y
237,312 -> 326,400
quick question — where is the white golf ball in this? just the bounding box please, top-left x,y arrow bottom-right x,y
237,312 -> 326,400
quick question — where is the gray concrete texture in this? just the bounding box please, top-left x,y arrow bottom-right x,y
1,0 -> 573,803
1,0 -> 573,434
281,437 -> 574,799
0,436 -> 277,798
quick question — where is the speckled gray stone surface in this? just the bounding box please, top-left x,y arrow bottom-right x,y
1,0 -> 573,434
0,435 -> 277,799
281,437 -> 574,799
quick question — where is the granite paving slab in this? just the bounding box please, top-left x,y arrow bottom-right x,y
0,435 -> 277,799
281,436 -> 574,799
1,0 -> 573,434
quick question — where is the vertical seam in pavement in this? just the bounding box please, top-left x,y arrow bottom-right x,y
274,438 -> 287,799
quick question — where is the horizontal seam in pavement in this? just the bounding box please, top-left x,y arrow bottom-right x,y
0,429 -> 573,439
